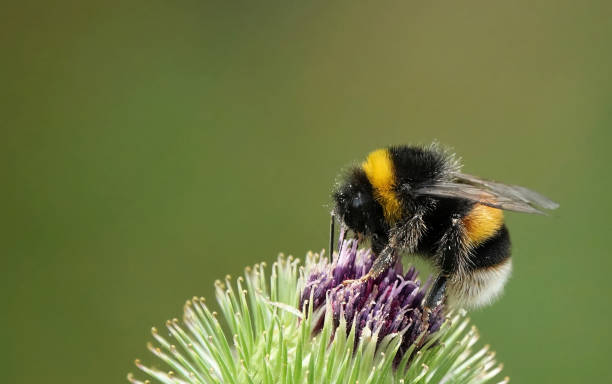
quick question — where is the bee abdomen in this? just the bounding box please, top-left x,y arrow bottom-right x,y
467,223 -> 511,270
447,225 -> 512,308
447,257 -> 512,308
462,204 -> 505,246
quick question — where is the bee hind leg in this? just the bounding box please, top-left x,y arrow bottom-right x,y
424,274 -> 447,308
424,213 -> 467,308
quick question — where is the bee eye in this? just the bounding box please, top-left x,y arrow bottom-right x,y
351,192 -> 365,209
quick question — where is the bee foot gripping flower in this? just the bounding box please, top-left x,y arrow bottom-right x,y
129,231 -> 508,384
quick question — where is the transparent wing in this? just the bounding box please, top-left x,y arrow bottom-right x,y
414,172 -> 559,214
456,173 -> 560,210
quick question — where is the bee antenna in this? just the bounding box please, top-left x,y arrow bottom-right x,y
329,213 -> 335,259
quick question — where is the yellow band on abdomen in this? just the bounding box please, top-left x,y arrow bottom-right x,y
462,204 -> 504,245
361,149 -> 402,223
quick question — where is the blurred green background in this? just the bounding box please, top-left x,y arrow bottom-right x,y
3,1 -> 611,382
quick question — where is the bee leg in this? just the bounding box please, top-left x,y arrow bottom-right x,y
363,245 -> 399,280
389,210 -> 427,253
424,274 -> 447,308
341,246 -> 398,286
356,232 -> 364,243
424,213 -> 469,308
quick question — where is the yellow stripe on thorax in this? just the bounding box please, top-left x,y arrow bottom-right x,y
361,149 -> 402,222
462,204 -> 504,245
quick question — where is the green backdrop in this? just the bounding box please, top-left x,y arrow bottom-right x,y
3,1 -> 611,382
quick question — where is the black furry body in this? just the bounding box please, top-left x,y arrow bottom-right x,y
334,145 -> 511,272
331,144 -> 555,308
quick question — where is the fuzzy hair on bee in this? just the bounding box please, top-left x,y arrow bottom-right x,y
332,143 -> 558,309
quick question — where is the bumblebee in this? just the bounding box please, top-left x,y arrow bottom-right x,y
332,143 -> 558,308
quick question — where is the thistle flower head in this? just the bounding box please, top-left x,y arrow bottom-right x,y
301,228 -> 444,361
129,235 -> 508,384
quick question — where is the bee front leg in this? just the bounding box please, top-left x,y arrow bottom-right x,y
341,245 -> 399,286
366,245 -> 399,279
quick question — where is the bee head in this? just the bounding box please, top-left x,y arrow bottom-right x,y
333,169 -> 385,236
